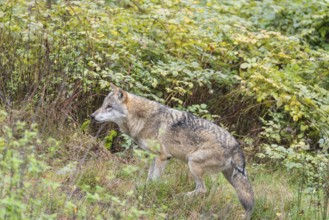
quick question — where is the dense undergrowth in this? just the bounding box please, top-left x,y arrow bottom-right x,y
0,0 -> 328,219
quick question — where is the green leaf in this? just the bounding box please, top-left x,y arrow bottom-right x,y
240,63 -> 250,69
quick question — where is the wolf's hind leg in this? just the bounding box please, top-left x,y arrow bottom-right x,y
186,149 -> 229,196
186,150 -> 219,196
147,156 -> 169,181
186,159 -> 207,196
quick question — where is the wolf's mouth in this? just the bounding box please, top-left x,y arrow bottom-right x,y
93,119 -> 103,123
90,113 -> 103,123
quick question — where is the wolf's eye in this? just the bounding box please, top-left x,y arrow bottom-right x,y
106,104 -> 113,110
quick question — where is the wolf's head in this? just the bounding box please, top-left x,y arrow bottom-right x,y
90,83 -> 128,124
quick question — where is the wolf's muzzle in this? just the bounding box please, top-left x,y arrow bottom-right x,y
90,113 -> 98,122
90,112 -> 102,123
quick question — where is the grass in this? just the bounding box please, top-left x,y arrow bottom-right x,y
29,143 -> 328,220
0,112 -> 326,219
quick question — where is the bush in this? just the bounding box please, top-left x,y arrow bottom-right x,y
0,110 -> 58,219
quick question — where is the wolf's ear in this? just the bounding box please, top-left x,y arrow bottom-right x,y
110,83 -> 118,92
117,89 -> 128,102
110,83 -> 127,102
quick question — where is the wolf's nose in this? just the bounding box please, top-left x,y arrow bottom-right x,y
90,113 -> 95,120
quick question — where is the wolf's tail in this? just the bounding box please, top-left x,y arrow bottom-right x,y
229,144 -> 254,220
232,168 -> 254,219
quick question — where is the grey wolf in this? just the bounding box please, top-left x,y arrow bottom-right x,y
91,84 -> 254,219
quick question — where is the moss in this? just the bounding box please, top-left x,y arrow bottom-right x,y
104,130 -> 118,150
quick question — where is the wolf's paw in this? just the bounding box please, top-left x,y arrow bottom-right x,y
185,189 -> 206,197
185,190 -> 198,197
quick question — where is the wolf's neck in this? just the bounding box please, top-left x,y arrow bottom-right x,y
125,115 -> 146,138
120,94 -> 159,138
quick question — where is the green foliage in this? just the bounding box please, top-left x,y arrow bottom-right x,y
80,119 -> 91,133
120,133 -> 137,151
0,110 -> 58,219
234,0 -> 329,49
257,111 -> 328,192
183,103 -> 218,121
104,129 -> 118,150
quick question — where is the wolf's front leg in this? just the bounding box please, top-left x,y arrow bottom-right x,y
147,156 -> 169,181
